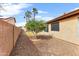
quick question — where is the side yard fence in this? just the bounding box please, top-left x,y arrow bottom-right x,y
0,20 -> 21,56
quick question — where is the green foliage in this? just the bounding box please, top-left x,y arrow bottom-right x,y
25,8 -> 38,22
25,19 -> 46,34
32,8 -> 38,15
25,10 -> 32,21
32,8 -> 38,20
24,8 -> 46,35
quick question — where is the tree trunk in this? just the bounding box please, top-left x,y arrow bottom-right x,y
33,31 -> 37,39
34,13 -> 35,20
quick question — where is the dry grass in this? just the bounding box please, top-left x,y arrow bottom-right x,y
26,32 -> 34,37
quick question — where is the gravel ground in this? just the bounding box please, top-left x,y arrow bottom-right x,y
10,31 -> 79,56
10,30 -> 41,56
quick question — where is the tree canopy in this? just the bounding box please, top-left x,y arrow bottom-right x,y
25,10 -> 32,22
25,8 -> 38,22
25,19 -> 46,34
32,8 -> 38,20
25,8 -> 46,36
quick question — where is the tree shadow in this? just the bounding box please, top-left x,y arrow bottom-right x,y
28,34 -> 52,40
36,35 -> 52,40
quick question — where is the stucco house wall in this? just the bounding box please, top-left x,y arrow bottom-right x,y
48,15 -> 79,45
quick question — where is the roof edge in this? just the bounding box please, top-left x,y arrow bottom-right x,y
47,9 -> 79,23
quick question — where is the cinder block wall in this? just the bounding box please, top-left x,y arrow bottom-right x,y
0,20 -> 21,56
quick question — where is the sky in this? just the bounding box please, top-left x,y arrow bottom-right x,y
1,3 -> 79,26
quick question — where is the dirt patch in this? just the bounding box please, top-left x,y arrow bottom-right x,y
10,30 -> 41,56
32,37 -> 79,56
10,31 -> 79,56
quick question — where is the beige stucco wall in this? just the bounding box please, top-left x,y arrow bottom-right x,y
0,20 -> 21,56
48,15 -> 79,45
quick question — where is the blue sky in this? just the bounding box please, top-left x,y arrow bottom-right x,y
1,3 -> 79,26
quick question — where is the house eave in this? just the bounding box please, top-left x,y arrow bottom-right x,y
46,9 -> 79,24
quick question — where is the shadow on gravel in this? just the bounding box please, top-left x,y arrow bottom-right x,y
29,35 -> 52,40
10,30 -> 41,56
36,35 -> 52,40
